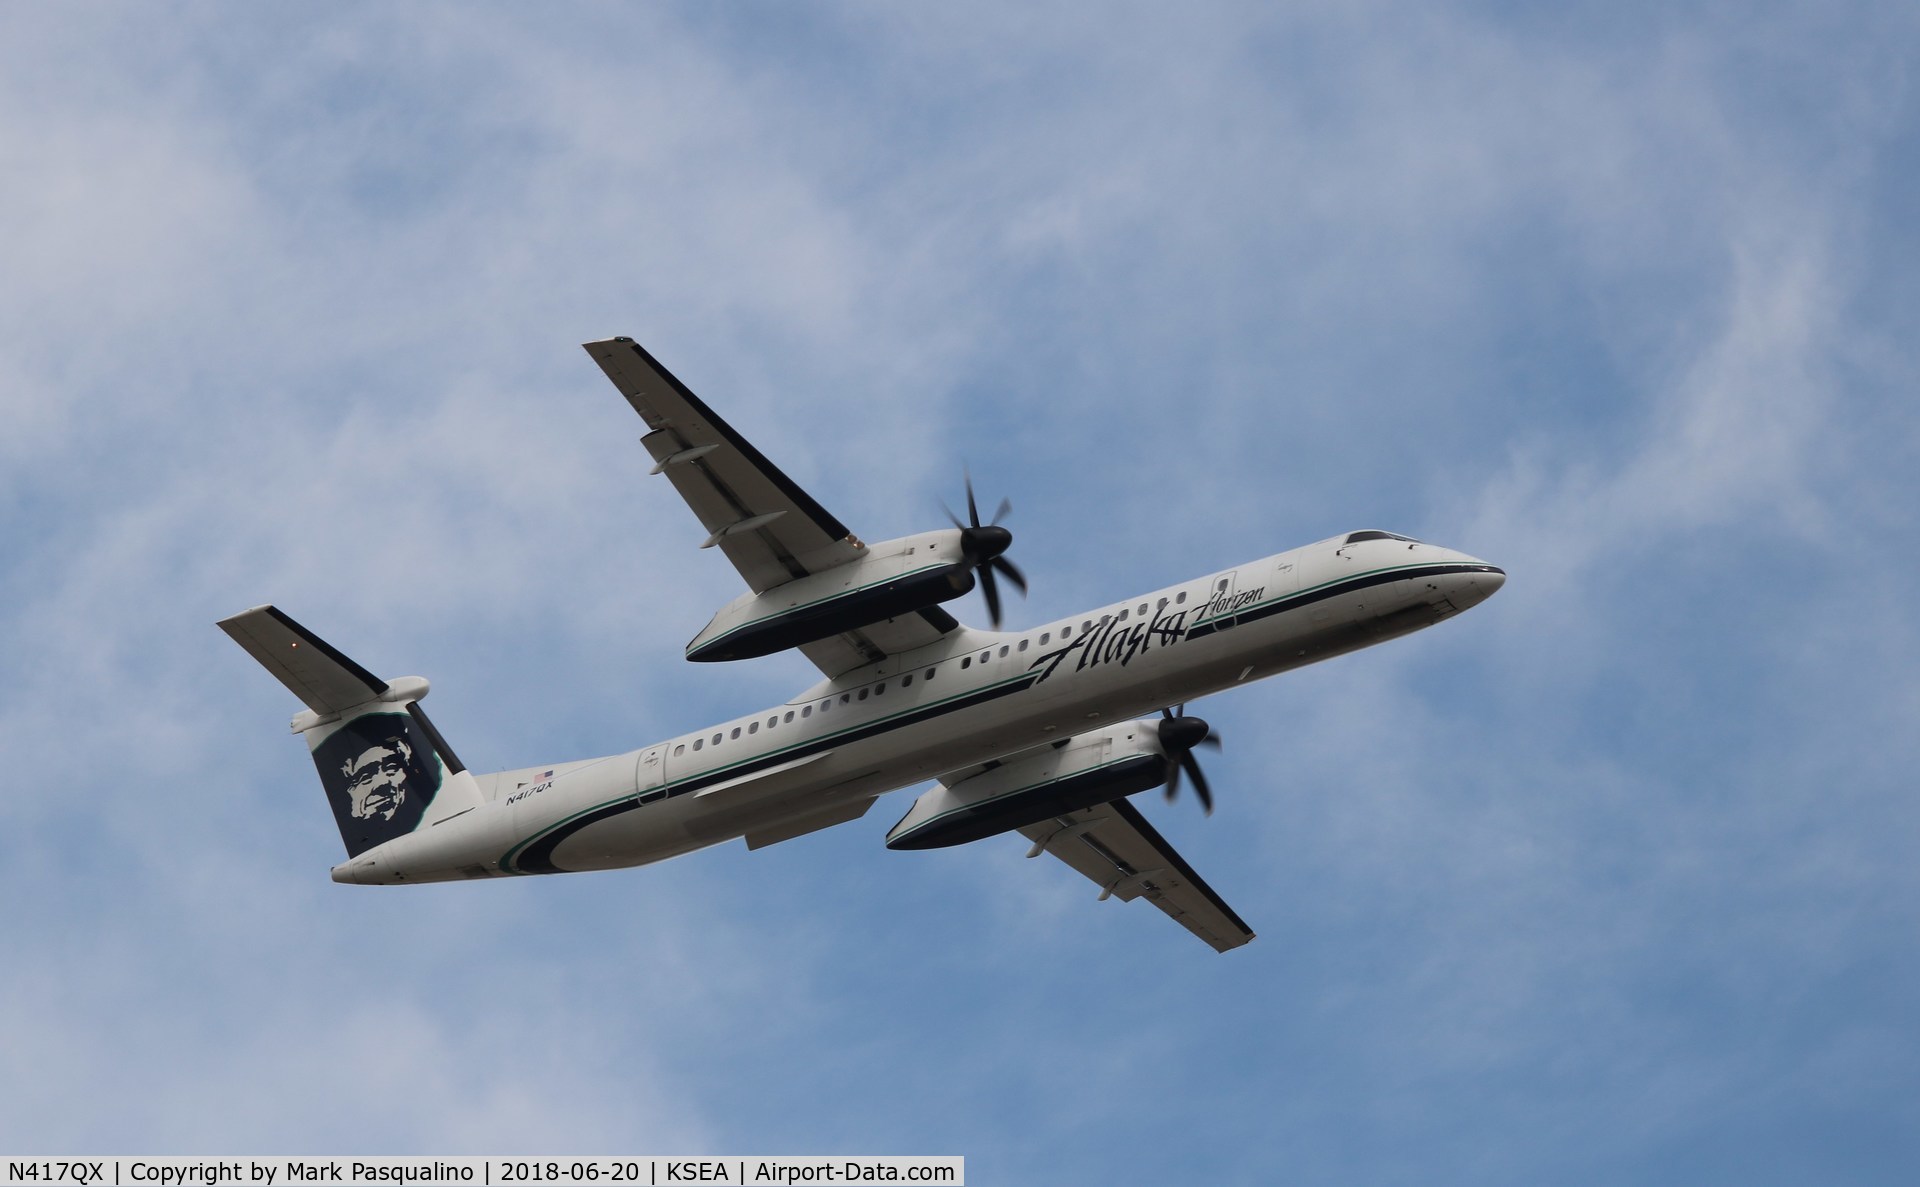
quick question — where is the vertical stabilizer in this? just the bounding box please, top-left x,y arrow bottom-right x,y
219,606 -> 484,858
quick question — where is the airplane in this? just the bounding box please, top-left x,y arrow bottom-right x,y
219,338 -> 1505,952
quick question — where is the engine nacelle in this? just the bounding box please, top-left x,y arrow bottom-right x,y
686,530 -> 976,661
885,722 -> 1169,850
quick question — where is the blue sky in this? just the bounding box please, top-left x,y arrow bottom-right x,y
2,2 -> 1917,1182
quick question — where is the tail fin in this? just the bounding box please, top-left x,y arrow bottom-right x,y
219,605 -> 484,858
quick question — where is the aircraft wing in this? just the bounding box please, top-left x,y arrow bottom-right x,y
583,337 -> 959,677
584,337 -> 864,591
1019,798 -> 1256,953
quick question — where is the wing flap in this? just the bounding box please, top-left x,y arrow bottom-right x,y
1019,798 -> 1255,953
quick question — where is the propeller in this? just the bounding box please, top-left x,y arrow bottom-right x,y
946,472 -> 1027,627
1157,704 -> 1222,815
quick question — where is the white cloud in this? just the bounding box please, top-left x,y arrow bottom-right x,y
2,1 -> 1918,1179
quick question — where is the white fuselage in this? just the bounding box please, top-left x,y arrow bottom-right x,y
333,533 -> 1504,884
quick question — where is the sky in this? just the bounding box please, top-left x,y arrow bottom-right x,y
2,2 -> 1918,1182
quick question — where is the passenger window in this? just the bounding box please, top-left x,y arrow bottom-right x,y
802,705 -> 812,718
841,693 -> 851,704
1041,632 -> 1050,644
1139,603 -> 1148,615
961,656 -> 971,669
1118,609 -> 1128,622
711,733 -> 722,745
820,700 -> 830,713
857,688 -> 869,701
768,716 -> 777,728
1177,591 -> 1186,604
674,744 -> 684,756
784,711 -> 794,723
875,682 -> 886,695
925,668 -> 936,680
731,727 -> 741,739
902,674 -> 913,687
998,645 -> 1009,657
1217,579 -> 1229,591
693,739 -> 703,751
1157,598 -> 1167,610
1062,626 -> 1071,639
1083,620 -> 1093,632
749,722 -> 758,734
1017,639 -> 1028,652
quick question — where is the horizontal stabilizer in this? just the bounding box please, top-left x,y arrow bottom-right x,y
217,605 -> 388,716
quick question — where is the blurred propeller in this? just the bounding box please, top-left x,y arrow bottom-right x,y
946,472 -> 1027,627
1157,704 -> 1222,815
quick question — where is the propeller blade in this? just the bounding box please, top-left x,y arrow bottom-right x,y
990,496 -> 1012,527
979,562 -> 1003,627
965,474 -> 981,528
1181,751 -> 1214,815
991,555 -> 1028,595
1197,735 -> 1222,752
1164,755 -> 1183,803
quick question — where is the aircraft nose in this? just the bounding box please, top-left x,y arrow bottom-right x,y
1456,559 -> 1505,607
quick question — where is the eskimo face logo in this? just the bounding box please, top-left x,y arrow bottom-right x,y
342,736 -> 417,821
310,711 -> 443,856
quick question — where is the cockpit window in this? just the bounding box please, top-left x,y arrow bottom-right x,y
1344,530 -> 1421,545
